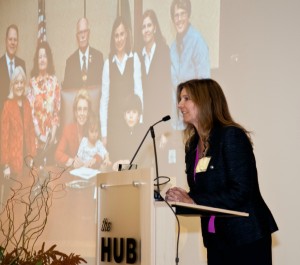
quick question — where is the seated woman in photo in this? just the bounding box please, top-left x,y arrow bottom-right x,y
55,89 -> 91,168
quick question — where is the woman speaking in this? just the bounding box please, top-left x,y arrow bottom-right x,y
166,79 -> 278,265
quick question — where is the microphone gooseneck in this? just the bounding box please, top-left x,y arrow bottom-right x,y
128,115 -> 171,200
128,115 -> 170,167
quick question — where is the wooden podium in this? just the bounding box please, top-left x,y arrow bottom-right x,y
96,169 -> 248,265
96,168 -> 156,265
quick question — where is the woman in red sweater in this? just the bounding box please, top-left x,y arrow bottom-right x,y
55,89 -> 91,168
1,66 -> 36,178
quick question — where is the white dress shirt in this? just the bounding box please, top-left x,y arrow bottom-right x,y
142,42 -> 156,75
100,52 -> 143,138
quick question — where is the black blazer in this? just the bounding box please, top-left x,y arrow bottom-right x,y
62,46 -> 103,89
186,124 -> 278,247
0,55 -> 26,112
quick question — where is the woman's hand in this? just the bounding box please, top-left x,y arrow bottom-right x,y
102,137 -> 107,147
39,134 -> 47,143
66,158 -> 74,167
49,135 -> 56,145
3,166 -> 11,179
166,187 -> 195,204
50,126 -> 58,145
73,156 -> 84,168
84,158 -> 96,168
102,155 -> 112,167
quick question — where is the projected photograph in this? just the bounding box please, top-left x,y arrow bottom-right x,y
0,0 -> 220,204
0,0 -> 219,174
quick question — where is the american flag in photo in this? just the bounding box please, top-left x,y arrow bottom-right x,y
117,0 -> 131,32
37,0 -> 46,43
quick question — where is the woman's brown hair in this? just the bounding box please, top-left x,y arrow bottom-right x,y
177,79 -> 252,148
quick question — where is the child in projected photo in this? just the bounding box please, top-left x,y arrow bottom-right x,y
77,112 -> 111,170
109,94 -> 145,171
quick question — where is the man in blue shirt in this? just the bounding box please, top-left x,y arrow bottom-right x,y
170,0 -> 210,129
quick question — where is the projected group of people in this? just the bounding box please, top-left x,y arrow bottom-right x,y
0,0 -> 210,179
1,1 -> 280,263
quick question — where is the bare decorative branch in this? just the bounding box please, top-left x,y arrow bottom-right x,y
0,156 -> 87,264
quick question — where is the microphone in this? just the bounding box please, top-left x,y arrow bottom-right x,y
162,115 -> 171,122
127,115 -> 171,200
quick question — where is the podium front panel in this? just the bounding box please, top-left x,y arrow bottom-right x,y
96,168 -> 154,265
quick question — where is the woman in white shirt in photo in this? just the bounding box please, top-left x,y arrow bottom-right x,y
100,16 -> 143,150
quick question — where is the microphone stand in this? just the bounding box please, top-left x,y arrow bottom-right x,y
150,126 -> 163,201
128,129 -> 150,170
